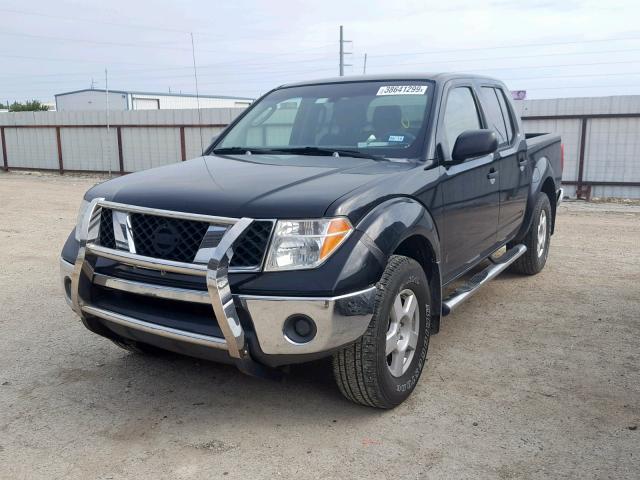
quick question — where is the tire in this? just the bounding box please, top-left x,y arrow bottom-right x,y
510,193 -> 552,275
111,338 -> 165,356
332,255 -> 431,409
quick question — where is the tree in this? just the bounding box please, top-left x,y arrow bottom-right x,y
8,100 -> 50,112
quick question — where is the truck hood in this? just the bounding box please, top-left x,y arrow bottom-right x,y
86,154 -> 416,220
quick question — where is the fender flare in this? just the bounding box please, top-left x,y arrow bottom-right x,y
355,197 -> 441,262
355,197 -> 443,331
513,156 -> 557,243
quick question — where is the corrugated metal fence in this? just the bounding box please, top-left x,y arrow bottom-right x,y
515,96 -> 640,199
0,108 -> 245,174
2,98 -> 640,199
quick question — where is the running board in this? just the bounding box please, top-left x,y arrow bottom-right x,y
442,244 -> 527,316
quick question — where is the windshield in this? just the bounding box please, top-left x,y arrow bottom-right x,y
214,80 -> 434,159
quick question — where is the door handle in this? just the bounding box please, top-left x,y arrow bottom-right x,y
487,168 -> 498,184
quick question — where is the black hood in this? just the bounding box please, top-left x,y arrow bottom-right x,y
86,154 -> 415,220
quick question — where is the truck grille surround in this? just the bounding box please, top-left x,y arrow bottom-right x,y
98,207 -> 273,269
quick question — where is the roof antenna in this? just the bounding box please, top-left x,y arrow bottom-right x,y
105,67 -> 112,179
190,32 -> 204,155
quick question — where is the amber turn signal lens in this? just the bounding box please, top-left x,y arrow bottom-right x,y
319,218 -> 352,261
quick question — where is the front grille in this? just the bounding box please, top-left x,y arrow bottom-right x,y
232,220 -> 273,267
99,209 -> 116,249
130,213 -> 209,263
97,208 -> 273,269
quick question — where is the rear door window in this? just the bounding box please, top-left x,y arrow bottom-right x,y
480,87 -> 509,146
495,88 -> 515,143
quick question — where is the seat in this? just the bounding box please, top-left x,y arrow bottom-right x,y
319,101 -> 367,147
372,105 -> 403,140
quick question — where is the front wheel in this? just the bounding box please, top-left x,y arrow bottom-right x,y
332,255 -> 431,409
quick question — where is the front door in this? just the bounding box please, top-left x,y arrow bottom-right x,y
438,84 -> 500,283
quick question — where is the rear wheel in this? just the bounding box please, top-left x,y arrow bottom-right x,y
510,193 -> 552,275
332,255 -> 431,409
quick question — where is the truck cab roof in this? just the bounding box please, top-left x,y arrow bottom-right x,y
280,72 -> 506,89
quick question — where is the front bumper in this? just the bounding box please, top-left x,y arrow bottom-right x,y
60,199 -> 376,366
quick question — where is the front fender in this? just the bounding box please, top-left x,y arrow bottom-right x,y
355,196 -> 440,263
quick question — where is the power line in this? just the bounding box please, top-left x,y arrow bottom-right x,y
525,83 -> 640,91
364,34 -> 640,59
0,49 -> 334,74
2,31 -> 639,82
502,71 -> 640,82
0,7 -> 199,35
4,43 -> 639,84
3,43 -> 640,88
0,6 -> 327,46
366,47 -> 640,70
0,30 -> 334,57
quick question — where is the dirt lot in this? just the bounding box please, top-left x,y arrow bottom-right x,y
1,171 -> 639,479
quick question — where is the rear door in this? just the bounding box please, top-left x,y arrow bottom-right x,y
478,85 -> 529,243
438,82 -> 500,282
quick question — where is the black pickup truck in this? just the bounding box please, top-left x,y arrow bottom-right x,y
60,73 -> 563,408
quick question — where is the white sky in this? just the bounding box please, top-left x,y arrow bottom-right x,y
1,0 -> 640,102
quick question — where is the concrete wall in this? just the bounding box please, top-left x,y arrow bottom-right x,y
514,96 -> 640,199
0,107 -> 245,173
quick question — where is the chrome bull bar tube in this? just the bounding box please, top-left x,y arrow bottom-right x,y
70,199 -> 254,359
70,197 -> 104,317
206,217 -> 254,359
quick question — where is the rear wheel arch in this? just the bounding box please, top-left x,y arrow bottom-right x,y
540,176 -> 557,234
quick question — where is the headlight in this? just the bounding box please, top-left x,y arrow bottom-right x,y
74,199 -> 91,241
264,218 -> 353,271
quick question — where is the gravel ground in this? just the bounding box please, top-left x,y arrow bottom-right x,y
1,171 -> 639,480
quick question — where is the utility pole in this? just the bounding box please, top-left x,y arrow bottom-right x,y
363,53 -> 367,75
339,25 -> 352,76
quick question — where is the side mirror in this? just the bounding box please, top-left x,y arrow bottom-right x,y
451,129 -> 498,163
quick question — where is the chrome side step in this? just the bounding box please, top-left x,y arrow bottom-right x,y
442,244 -> 527,316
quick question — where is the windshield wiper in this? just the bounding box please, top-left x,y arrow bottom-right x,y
274,146 -> 387,161
213,146 -> 386,161
212,147 -> 278,155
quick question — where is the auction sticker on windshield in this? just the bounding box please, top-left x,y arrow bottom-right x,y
376,85 -> 428,95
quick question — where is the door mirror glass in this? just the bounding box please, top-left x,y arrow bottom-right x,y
451,129 -> 498,163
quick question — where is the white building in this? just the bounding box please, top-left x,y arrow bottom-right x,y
55,89 -> 253,111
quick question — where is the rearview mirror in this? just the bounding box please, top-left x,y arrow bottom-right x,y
451,129 -> 498,163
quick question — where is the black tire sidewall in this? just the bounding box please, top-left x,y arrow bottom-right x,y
375,259 -> 430,406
